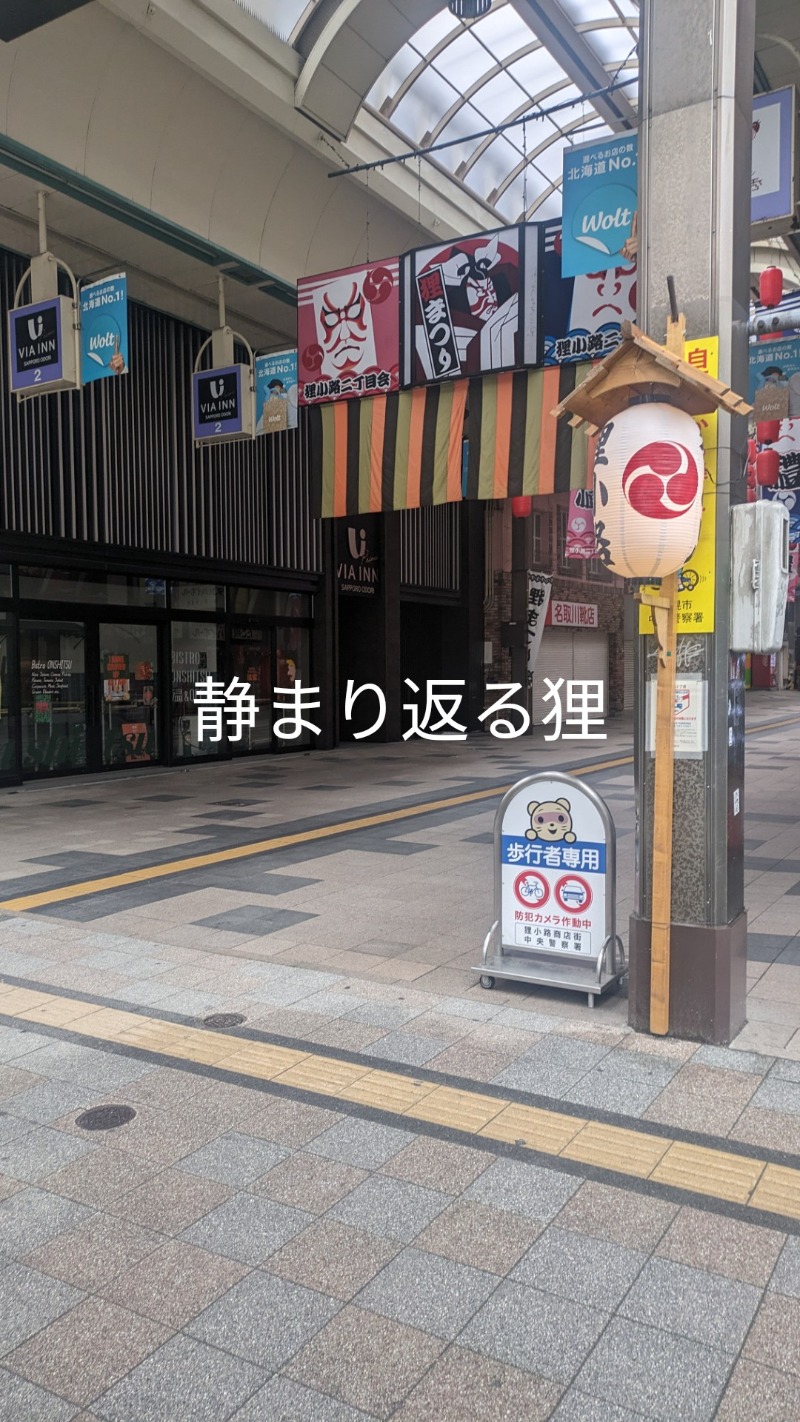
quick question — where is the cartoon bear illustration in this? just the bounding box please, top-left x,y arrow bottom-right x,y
526,798 -> 576,843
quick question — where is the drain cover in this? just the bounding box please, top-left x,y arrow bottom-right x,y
203,1012 -> 246,1029
76,1105 -> 136,1132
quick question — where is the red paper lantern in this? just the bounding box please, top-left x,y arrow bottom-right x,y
756,448 -> 780,486
756,420 -> 781,445
746,486 -> 758,503
759,266 -> 783,309
746,465 -> 757,488
511,496 -> 532,518
748,439 -> 757,462
592,403 -> 705,578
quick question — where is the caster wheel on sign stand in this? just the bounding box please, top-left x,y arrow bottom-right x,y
480,975 -> 495,990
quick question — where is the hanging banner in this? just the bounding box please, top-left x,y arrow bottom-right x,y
80,273 -> 128,384
192,365 -> 252,443
8,295 -> 78,394
402,225 -> 538,386
526,572 -> 552,682
752,87 -> 796,232
639,336 -> 719,634
561,133 -> 638,279
298,258 -> 400,405
540,223 -> 636,365
255,350 -> 298,434
565,489 -> 597,558
749,336 -> 800,421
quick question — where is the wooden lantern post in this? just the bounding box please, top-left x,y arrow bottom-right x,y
552,317 -> 750,1036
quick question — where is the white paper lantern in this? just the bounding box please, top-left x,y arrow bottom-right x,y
592,403 -> 705,579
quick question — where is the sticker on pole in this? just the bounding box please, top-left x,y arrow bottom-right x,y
500,777 -> 608,958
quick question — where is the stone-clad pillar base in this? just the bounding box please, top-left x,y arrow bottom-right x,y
628,913 -> 747,1045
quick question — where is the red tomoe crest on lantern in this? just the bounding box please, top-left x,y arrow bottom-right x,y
592,403 -> 705,579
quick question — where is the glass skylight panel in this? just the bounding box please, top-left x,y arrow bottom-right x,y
583,25 -> 638,65
471,70 -> 527,124
506,50 -> 571,103
558,0 -> 622,22
411,10 -> 462,55
468,134 -> 521,191
367,45 -> 424,111
434,30 -> 498,88
471,4 -> 539,60
392,67 -> 460,139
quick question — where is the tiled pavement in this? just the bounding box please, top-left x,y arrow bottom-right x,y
0,694 -> 799,1416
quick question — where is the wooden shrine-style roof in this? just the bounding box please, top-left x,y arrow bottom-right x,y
552,321 -> 752,430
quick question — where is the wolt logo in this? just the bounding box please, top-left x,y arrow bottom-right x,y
27,315 -> 44,341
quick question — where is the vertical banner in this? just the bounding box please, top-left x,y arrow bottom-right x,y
565,489 -> 597,558
298,258 -> 400,404
526,571 -> 552,682
561,134 -> 638,279
80,274 -> 128,383
638,336 -> 719,633
752,86 -> 796,229
255,350 -> 298,434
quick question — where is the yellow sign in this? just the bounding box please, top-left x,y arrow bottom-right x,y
638,335 -> 718,634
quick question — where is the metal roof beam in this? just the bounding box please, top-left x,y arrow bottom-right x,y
510,0 -> 637,130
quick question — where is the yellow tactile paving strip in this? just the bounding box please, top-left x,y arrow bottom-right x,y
3,980 -> 800,1222
0,756 -> 634,914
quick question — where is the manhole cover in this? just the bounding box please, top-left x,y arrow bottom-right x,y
75,1105 -> 136,1132
203,1012 -> 246,1029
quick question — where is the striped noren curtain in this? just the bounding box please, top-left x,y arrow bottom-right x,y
465,364 -> 592,500
307,381 -> 467,518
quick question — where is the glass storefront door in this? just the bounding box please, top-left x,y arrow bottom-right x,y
231,626 -> 272,753
0,622 -> 12,778
171,621 -> 226,759
20,621 -> 87,775
99,623 -> 159,767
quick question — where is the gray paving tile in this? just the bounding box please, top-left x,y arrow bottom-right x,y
770,1236 -> 800,1299
252,873 -> 321,895
464,1158 -> 580,1223
180,1193 -> 312,1265
306,1118 -> 415,1171
620,1257 -> 760,1352
692,1045 -> 774,1076
6,1080 -> 95,1126
355,1246 -> 497,1338
551,1392 -> 644,1422
177,1134 -> 287,1188
189,1271 -> 339,1370
0,1369 -> 79,1420
459,1279 -> 605,1382
0,1262 -> 83,1355
15,1043 -> 152,1090
510,1226 -> 647,1310
346,1003 -> 423,1029
576,1317 -> 732,1421
0,1026 -> 55,1063
193,907 -> 317,935
0,1125 -> 95,1183
230,1377 -> 377,1422
363,1032 -> 451,1067
492,1037 -> 611,1097
328,1176 -> 451,1243
94,1335 -> 265,1422
561,1052 -> 678,1116
0,1186 -> 93,1256
751,1077 -> 800,1116
0,1115 -> 34,1146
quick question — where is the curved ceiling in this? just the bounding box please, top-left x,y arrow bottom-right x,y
239,0 -> 639,225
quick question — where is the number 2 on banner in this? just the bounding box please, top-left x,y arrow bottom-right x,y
34,369 -> 41,384
215,422 -> 222,434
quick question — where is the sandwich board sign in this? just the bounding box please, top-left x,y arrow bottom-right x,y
476,771 -> 624,1005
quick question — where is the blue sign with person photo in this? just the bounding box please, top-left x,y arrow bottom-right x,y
561,134 -> 638,280
80,273 -> 129,384
254,349 -> 298,435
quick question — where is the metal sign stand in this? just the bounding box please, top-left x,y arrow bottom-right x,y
475,770 -> 625,1007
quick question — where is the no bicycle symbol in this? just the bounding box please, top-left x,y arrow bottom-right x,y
514,871 -> 549,909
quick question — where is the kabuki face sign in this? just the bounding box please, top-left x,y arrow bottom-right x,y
540,223 -> 637,365
297,259 -> 400,404
404,226 -> 533,385
592,403 -> 705,579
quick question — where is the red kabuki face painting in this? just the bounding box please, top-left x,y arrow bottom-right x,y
297,259 -> 400,404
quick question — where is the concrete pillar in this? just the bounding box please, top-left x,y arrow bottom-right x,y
628,0 -> 755,1042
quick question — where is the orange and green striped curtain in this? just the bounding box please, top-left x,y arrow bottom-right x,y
307,381 -> 467,518
465,363 -> 592,500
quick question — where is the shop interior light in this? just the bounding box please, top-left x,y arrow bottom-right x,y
448,0 -> 493,18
